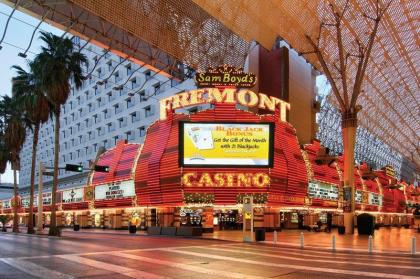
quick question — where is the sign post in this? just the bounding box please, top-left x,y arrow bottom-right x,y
243,196 -> 254,242
37,162 -> 44,234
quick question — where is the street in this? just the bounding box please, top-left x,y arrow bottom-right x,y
0,231 -> 419,279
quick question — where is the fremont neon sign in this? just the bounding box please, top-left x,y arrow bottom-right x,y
159,88 -> 290,121
182,172 -> 270,188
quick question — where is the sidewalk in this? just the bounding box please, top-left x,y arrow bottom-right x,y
4,226 -> 418,254
202,227 -> 420,254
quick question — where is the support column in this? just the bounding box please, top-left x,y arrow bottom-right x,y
342,112 -> 357,234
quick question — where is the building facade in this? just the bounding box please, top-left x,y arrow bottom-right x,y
18,40 -> 194,194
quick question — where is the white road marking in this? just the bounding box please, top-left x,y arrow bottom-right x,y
0,258 -> 75,279
227,244 -> 420,264
161,248 -> 419,279
113,251 -> 265,279
57,254 -> 168,279
258,240 -> 416,255
199,246 -> 420,270
229,242 -> 420,259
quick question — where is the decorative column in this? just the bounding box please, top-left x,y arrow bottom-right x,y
342,112 -> 357,234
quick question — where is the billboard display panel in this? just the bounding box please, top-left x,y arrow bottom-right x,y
180,122 -> 274,167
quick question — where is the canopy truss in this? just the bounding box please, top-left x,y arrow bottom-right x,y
1,0 -> 249,77
194,0 -> 419,169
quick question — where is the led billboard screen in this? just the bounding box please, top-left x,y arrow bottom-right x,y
180,122 -> 274,167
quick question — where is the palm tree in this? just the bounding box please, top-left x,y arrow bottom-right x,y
34,31 -> 87,236
0,96 -> 28,233
12,63 -> 52,234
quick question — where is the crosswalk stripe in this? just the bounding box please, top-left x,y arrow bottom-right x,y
161,248 -> 419,279
199,246 -> 420,270
0,258 -> 75,279
113,251 -> 265,279
229,242 -> 419,260
228,244 -> 420,264
260,240 -> 415,255
57,254 -> 168,279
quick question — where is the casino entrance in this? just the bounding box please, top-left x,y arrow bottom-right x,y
213,209 -> 243,230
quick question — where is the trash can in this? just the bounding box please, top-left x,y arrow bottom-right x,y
255,228 -> 265,241
338,226 -> 345,235
73,224 -> 80,231
129,225 -> 137,234
357,213 -> 375,235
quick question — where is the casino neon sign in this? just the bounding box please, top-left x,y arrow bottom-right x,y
182,172 -> 270,188
159,88 -> 290,121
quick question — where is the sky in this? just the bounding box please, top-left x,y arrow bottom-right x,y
0,3 -> 62,183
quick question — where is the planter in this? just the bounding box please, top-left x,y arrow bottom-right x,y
255,228 -> 265,241
176,227 -> 202,236
73,224 -> 80,231
338,226 -> 345,234
129,225 -> 137,234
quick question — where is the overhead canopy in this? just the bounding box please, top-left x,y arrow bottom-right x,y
2,0 -> 418,168
193,0 -> 419,169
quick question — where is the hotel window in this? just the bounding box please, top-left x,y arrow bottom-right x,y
139,90 -> 146,101
130,112 -> 139,123
130,78 -> 137,89
107,91 -> 113,102
88,103 -> 93,112
107,61 -> 113,72
144,70 -> 151,81
138,126 -> 146,137
69,101 -> 73,110
118,117 -> 125,128
71,139 -> 75,147
93,114 -> 98,124
126,63 -> 132,75
103,139 -> 108,148
113,136 -> 119,145
154,83 -> 161,95
77,96 -> 81,105
144,105 -> 154,117
126,97 -> 133,108
126,131 -> 135,141
93,143 -> 98,152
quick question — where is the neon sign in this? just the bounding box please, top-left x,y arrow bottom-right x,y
159,88 -> 290,121
182,172 -> 270,188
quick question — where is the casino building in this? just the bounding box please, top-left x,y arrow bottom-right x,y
1,87 -> 418,231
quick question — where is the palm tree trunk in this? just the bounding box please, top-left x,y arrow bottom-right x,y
27,124 -> 39,234
12,154 -> 19,233
49,105 -> 60,236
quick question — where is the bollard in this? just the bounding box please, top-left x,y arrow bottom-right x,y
273,230 -> 278,245
300,232 -> 304,249
332,235 -> 336,252
368,235 -> 373,254
411,237 -> 416,255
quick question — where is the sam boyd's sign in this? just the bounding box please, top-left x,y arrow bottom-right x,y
95,180 -> 135,200
62,188 -> 84,203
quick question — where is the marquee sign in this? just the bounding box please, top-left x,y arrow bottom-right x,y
42,193 -> 52,205
308,181 -> 338,200
21,196 -> 37,208
62,188 -> 84,203
95,180 -> 135,200
159,88 -> 290,122
195,65 -> 256,88
182,172 -> 270,188
2,200 -> 11,209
